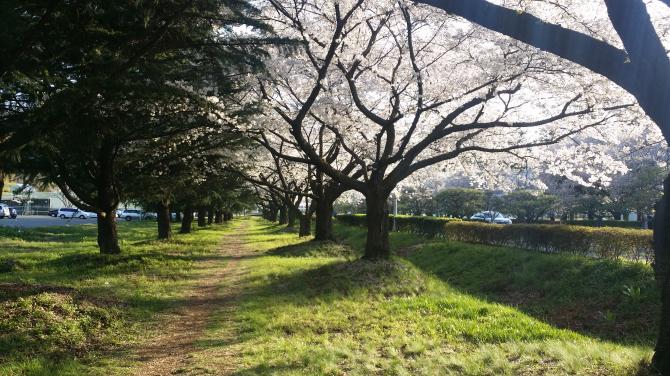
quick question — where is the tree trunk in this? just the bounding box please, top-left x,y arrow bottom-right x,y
287,207 -> 296,228
224,211 -> 232,221
652,175 -> 670,374
215,209 -> 223,224
653,273 -> 670,374
96,143 -> 121,254
180,206 -> 194,234
314,197 -> 335,241
269,207 -> 278,222
363,190 -> 391,260
197,207 -> 207,227
278,206 -> 288,225
299,214 -> 311,237
157,201 -> 171,240
175,211 -> 181,222
207,207 -> 214,225
97,209 -> 120,254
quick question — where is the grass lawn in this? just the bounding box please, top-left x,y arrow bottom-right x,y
226,218 -> 659,375
0,217 -> 661,375
0,221 -> 233,375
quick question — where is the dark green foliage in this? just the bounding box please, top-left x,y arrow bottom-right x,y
433,188 -> 485,218
497,190 -> 558,223
1,0 -> 273,253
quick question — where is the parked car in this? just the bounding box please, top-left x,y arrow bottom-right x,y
119,209 -> 143,221
470,211 -> 513,224
79,211 -> 98,219
9,208 -> 17,219
57,208 -> 92,219
48,209 -> 58,217
0,204 -> 10,219
144,212 -> 158,220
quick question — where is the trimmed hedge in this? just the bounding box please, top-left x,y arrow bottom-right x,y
534,219 -> 644,229
336,214 -> 653,263
336,214 -> 462,237
564,220 -> 644,229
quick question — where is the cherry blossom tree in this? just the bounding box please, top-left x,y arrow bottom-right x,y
258,0 -> 630,259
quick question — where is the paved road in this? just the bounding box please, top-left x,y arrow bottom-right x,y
0,215 -> 98,228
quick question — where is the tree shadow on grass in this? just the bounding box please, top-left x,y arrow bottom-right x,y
221,251 -> 657,375
267,240 -> 360,259
0,226 -> 98,243
402,240 -> 661,347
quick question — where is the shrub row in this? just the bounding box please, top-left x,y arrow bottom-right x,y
336,214 -> 462,237
534,219 -> 644,229
336,214 -> 653,263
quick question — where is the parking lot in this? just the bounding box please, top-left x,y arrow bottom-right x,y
0,215 -> 98,228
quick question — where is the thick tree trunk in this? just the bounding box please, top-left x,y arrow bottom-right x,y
96,143 -> 121,254
278,206 -> 288,225
207,207 -> 214,225
97,209 -> 120,254
157,201 -> 171,240
653,274 -> 670,374
197,207 -> 207,227
299,214 -> 311,237
224,211 -> 232,221
653,176 -> 670,374
314,197 -> 335,241
180,206 -> 194,234
215,209 -> 223,224
363,190 -> 391,260
269,207 -> 278,222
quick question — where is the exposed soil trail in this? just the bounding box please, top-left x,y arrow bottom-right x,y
132,222 -> 251,376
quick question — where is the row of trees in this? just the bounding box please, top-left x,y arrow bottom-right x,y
2,0 -> 670,372
1,0 -> 272,250
244,0 -> 670,370
389,162 -> 666,224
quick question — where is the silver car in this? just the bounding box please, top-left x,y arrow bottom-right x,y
470,211 -> 513,224
119,209 -> 143,221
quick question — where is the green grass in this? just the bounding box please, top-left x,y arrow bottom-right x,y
221,218 -> 658,375
0,221 -> 233,376
0,217 -> 660,375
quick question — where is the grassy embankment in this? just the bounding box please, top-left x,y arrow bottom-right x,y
0,221 -> 232,375
213,217 -> 659,375
0,217 -> 661,375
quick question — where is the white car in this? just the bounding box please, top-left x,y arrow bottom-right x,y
119,209 -> 143,221
57,208 -> 80,219
57,208 -> 92,219
470,211 -> 513,224
0,204 -> 10,219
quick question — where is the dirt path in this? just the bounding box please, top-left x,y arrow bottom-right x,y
131,223 -> 251,376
